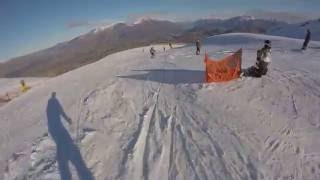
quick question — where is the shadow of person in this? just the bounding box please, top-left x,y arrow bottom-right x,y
46,92 -> 94,180
118,69 -> 204,85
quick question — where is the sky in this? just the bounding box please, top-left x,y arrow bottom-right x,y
0,0 -> 319,61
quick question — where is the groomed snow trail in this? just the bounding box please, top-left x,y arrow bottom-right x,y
1,33 -> 320,180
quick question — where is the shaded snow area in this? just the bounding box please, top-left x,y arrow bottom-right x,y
1,33 -> 320,180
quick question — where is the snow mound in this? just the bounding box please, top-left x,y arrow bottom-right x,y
1,34 -> 320,180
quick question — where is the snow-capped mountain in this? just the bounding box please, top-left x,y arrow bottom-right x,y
0,16 -> 290,78
89,22 -> 122,34
0,19 -> 184,78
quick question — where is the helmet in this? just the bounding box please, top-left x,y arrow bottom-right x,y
264,40 -> 271,48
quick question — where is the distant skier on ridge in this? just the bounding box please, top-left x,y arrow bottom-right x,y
196,40 -> 201,55
302,29 -> 311,50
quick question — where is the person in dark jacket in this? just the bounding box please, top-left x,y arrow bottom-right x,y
302,29 -> 311,50
242,40 -> 272,77
150,47 -> 156,58
196,40 -> 201,55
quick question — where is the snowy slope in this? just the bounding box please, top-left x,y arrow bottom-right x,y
268,19 -> 320,41
0,78 -> 48,107
1,33 -> 320,180
0,78 -> 47,97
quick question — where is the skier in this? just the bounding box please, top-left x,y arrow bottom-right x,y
169,43 -> 173,49
196,40 -> 201,55
302,29 -> 311,50
150,47 -> 156,58
163,46 -> 166,52
242,40 -> 272,77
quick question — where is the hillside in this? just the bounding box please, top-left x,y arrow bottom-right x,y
0,19 -> 184,78
0,17 -> 286,78
1,33 -> 320,180
268,18 -> 320,41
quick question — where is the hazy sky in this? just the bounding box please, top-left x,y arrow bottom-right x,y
0,0 -> 319,61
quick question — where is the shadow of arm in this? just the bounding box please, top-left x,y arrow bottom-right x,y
59,102 -> 72,124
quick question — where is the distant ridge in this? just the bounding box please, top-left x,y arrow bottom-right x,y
0,17 -> 287,78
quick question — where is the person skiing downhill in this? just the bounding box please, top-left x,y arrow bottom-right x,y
302,29 -> 311,50
196,40 -> 201,55
242,40 -> 272,77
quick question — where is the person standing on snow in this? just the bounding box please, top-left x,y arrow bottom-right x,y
302,29 -> 311,50
196,40 -> 201,55
150,47 -> 156,58
243,40 -> 272,77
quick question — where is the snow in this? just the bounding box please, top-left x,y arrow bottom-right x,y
130,17 -> 164,26
233,15 -> 256,21
0,78 -> 47,107
0,78 -> 47,96
90,22 -> 123,34
133,17 -> 152,25
1,33 -> 320,180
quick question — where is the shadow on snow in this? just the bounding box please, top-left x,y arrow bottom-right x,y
46,92 -> 94,180
118,69 -> 205,85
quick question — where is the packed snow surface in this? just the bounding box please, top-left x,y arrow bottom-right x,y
1,33 -> 320,180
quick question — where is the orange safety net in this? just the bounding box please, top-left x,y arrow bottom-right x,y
204,49 -> 242,83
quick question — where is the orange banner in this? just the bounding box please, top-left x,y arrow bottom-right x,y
204,49 -> 242,83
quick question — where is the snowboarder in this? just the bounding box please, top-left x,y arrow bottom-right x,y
242,40 -> 272,77
196,40 -> 201,55
302,29 -> 311,50
150,47 -> 156,58
20,80 -> 31,93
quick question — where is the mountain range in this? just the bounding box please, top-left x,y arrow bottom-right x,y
0,16 -> 318,78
